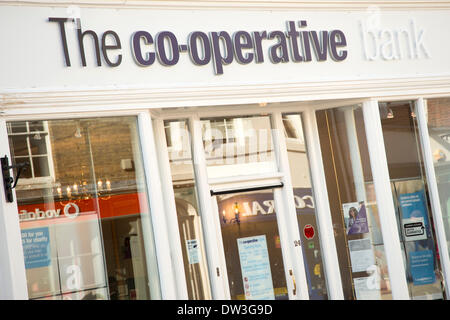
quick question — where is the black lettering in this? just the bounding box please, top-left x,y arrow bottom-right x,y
189,31 -> 211,65
329,30 -> 348,61
252,31 -> 267,63
131,31 -> 156,66
156,31 -> 179,66
48,17 -> 72,67
101,30 -> 122,67
233,31 -> 254,64
286,21 -> 303,62
268,31 -> 289,63
210,31 -> 233,75
310,31 -> 328,61
76,19 -> 101,67
299,20 -> 312,61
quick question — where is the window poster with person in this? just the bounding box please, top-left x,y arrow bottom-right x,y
343,201 -> 369,235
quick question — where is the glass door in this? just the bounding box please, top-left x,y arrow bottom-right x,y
159,108 -> 331,300
195,110 -> 330,300
199,113 -> 292,300
316,105 -> 393,300
214,188 -> 288,300
378,101 -> 445,300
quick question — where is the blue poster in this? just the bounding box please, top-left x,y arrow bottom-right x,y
237,235 -> 274,300
399,191 -> 429,226
400,191 -> 430,242
21,227 -> 51,269
409,250 -> 435,285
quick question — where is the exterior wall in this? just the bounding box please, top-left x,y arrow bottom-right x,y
428,98 -> 450,128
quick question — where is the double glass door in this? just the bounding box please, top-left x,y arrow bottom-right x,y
316,102 -> 446,300
176,102 -> 447,300
164,111 -> 329,300
7,100 -> 447,300
214,188 -> 288,300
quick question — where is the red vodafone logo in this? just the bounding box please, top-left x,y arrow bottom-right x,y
303,224 -> 315,240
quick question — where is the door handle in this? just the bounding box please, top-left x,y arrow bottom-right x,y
289,269 -> 296,296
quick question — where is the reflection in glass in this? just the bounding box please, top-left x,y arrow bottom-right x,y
379,101 -> 445,300
7,121 -> 51,179
201,115 -> 277,179
282,113 -> 328,300
9,117 -> 160,300
317,105 -> 392,300
164,120 -> 211,300
426,98 -> 450,286
217,189 -> 288,300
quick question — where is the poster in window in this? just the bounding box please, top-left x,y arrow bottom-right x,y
21,227 -> 51,269
348,238 -> 375,273
399,191 -> 429,242
237,235 -> 274,300
186,239 -> 200,265
409,250 -> 436,286
343,201 -> 369,235
353,276 -> 381,300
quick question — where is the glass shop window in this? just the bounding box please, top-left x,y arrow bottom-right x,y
8,117 -> 161,300
317,105 -> 392,300
7,121 -> 52,183
282,113 -> 328,300
426,98 -> 450,282
164,120 -> 212,299
379,101 -> 445,300
201,115 -> 277,179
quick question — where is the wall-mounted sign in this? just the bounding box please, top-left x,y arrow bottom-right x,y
48,18 -> 347,75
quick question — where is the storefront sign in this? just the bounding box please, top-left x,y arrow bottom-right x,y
21,227 -> 51,269
18,192 -> 148,225
360,19 -> 429,61
237,235 -> 274,300
19,202 -> 80,222
48,18 -> 347,75
2,6 -> 447,90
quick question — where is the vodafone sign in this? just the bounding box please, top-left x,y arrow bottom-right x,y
19,202 -> 80,222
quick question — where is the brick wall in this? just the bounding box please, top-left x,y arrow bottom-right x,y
427,98 -> 450,128
49,117 -> 138,192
